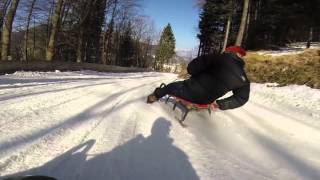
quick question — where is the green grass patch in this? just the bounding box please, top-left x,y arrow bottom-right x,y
245,49 -> 320,88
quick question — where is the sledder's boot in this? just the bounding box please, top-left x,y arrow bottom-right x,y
147,93 -> 158,104
146,83 -> 166,104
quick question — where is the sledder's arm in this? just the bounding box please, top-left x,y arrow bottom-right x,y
216,84 -> 250,110
187,54 -> 219,76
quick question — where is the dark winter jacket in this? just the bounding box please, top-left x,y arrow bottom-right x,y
186,52 -> 250,110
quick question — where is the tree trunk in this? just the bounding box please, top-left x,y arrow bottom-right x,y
33,17 -> 36,58
102,20 -> 114,65
0,0 -> 11,34
75,0 -> 99,63
102,0 -> 117,65
102,30 -> 106,64
46,0 -> 64,61
243,0 -> 251,46
1,0 -> 19,61
0,0 -> 11,58
25,0 -> 36,62
76,29 -> 85,63
235,0 -> 250,46
222,15 -> 231,52
46,0 -> 54,49
0,0 -> 10,22
306,27 -> 313,49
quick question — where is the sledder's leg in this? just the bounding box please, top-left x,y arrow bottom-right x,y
147,83 -> 168,104
154,81 -> 195,102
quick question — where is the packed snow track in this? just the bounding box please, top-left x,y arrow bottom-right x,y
0,71 -> 320,180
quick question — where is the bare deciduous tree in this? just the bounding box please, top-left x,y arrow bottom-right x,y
236,0 -> 250,46
25,0 -> 37,61
1,0 -> 20,61
46,0 -> 64,61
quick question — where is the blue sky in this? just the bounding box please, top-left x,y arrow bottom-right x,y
142,0 -> 200,51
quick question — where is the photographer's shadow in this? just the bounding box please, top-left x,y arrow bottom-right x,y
4,118 -> 199,180
81,117 -> 199,180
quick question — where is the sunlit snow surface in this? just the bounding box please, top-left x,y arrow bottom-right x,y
255,42 -> 320,56
0,71 -> 319,180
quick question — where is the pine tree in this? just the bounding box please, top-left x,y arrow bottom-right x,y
119,23 -> 134,67
154,23 -> 176,70
198,0 -> 320,51
85,0 -> 107,63
245,0 -> 320,49
197,0 -> 232,55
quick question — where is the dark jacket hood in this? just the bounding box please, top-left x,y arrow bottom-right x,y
224,52 -> 245,68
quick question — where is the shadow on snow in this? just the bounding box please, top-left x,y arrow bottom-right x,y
2,118 -> 200,180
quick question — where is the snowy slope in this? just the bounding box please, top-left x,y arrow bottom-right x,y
256,42 -> 320,56
0,71 -> 319,180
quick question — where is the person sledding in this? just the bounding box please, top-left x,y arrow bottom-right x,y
147,45 -> 250,111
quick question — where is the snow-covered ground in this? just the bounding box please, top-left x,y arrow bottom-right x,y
255,42 -> 320,56
0,71 -> 319,180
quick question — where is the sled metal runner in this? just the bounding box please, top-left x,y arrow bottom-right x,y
165,95 -> 215,122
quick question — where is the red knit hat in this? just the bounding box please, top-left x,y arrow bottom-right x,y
225,46 -> 246,57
